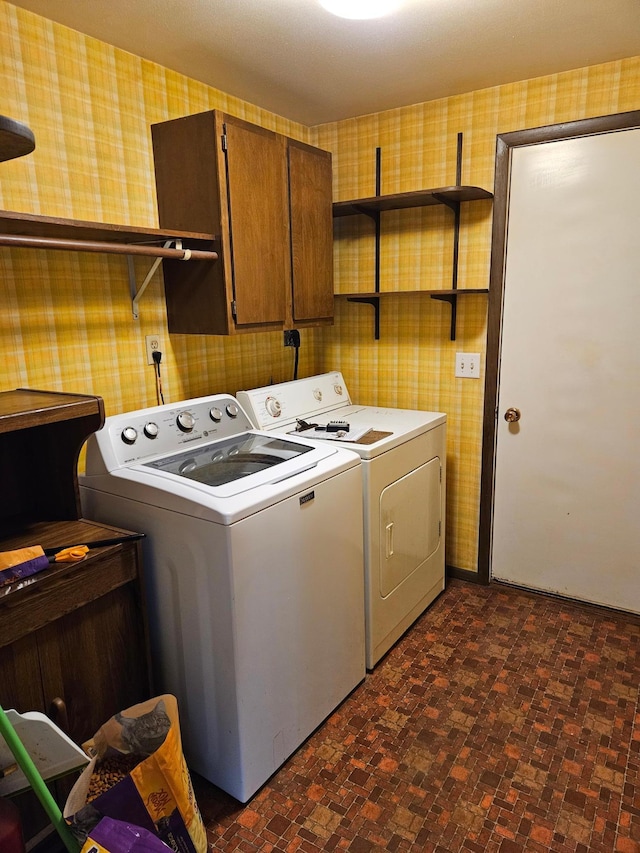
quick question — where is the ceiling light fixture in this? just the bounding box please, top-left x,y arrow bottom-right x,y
318,0 -> 404,20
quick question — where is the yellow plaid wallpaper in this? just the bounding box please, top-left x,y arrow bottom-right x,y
0,1 -> 319,422
312,59 -> 640,573
1,1 -> 639,571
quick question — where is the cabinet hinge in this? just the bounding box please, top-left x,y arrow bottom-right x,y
231,300 -> 237,318
221,133 -> 228,152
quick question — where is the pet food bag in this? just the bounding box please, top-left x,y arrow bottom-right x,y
80,816 -> 172,853
64,695 -> 206,853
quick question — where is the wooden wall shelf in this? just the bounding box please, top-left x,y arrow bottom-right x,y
335,289 -> 489,339
0,208 -> 214,249
333,185 -> 492,217
335,288 -> 489,299
0,208 -> 218,318
332,135 -> 493,339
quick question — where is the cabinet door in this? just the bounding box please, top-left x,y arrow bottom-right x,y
224,116 -> 290,327
0,634 -> 43,711
288,140 -> 334,324
0,636 -> 54,842
37,584 -> 150,747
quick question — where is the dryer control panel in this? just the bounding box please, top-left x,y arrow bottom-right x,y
238,372 -> 351,431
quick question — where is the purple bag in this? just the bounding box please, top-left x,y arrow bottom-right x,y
81,816 -> 171,852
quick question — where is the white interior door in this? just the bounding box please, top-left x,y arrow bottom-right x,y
491,127 -> 640,611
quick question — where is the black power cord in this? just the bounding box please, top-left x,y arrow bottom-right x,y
152,349 -> 165,404
283,329 -> 301,380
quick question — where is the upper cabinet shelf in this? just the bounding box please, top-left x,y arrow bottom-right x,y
333,185 -> 493,218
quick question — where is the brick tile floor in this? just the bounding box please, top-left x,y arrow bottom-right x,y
192,579 -> 640,852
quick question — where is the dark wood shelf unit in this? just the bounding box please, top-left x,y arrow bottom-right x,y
332,134 -> 493,340
0,518 -> 152,844
0,390 -> 151,845
0,518 -> 143,648
0,389 -> 105,533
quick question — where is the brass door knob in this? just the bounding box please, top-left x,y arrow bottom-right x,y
504,407 -> 521,423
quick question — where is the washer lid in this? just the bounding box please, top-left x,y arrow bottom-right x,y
143,432 -> 315,487
127,429 -> 348,501
82,432 -> 361,524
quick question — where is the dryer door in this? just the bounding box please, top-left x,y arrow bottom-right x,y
379,457 -> 441,597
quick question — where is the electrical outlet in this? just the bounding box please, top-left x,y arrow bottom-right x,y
145,335 -> 161,365
455,352 -> 481,378
283,330 -> 300,347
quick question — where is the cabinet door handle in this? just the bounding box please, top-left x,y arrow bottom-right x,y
49,697 -> 69,733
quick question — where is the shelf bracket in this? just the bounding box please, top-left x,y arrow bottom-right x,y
345,148 -> 383,340
431,133 -> 464,340
347,296 -> 380,340
430,293 -> 458,340
129,239 -> 176,319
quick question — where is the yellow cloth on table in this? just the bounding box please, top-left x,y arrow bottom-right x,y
0,545 -> 45,570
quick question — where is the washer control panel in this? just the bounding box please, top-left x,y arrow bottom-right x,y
104,394 -> 255,465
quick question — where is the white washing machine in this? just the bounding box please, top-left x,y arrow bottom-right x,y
79,393 -> 365,802
237,372 -> 446,669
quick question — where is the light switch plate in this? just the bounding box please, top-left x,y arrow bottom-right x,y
455,352 -> 481,378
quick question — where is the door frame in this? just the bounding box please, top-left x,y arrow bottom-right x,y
476,109 -> 640,584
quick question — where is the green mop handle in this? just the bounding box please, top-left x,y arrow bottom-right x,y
0,704 -> 80,853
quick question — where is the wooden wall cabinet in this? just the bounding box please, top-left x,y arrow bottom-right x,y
152,110 -> 334,335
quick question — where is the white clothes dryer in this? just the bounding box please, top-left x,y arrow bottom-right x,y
79,393 -> 365,802
237,372 -> 446,669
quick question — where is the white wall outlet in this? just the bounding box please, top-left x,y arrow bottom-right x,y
455,352 -> 481,378
145,334 -> 161,365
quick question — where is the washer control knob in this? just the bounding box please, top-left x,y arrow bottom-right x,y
144,421 -> 159,439
313,388 -> 323,401
226,403 -> 239,418
209,407 -> 223,423
333,383 -> 344,396
121,426 -> 138,445
265,396 -> 282,418
176,411 -> 196,432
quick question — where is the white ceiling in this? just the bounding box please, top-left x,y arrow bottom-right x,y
8,0 -> 640,125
